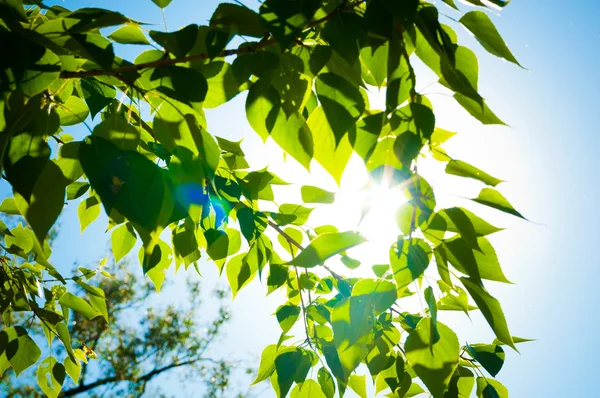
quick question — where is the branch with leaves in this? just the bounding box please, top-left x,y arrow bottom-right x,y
0,0 -> 530,397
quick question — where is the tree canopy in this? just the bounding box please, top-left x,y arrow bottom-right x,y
0,0 -> 529,397
1,258 -> 250,397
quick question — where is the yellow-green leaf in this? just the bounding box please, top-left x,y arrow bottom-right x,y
288,232 -> 366,268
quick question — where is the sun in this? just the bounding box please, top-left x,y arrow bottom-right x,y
358,182 -> 407,244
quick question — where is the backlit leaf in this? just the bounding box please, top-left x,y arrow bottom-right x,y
390,238 -> 432,294
288,232 -> 366,268
78,195 -> 101,233
37,356 -> 65,398
111,222 -> 137,263
108,25 -> 150,45
347,374 -> 367,398
446,160 -> 503,187
460,277 -> 515,349
460,11 -> 521,66
405,320 -> 459,398
471,188 -> 526,219
466,344 -> 505,377
301,186 -> 335,204
252,344 -> 278,385
58,293 -> 101,320
476,378 -> 508,398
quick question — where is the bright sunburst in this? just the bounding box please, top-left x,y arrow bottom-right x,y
358,182 -> 407,244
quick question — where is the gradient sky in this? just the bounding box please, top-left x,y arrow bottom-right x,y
3,0 -> 599,396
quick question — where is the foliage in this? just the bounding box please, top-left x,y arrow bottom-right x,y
0,0 -> 530,397
1,259 -> 250,397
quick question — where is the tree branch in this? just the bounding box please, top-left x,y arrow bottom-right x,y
57,0 -> 365,80
60,358 -> 219,397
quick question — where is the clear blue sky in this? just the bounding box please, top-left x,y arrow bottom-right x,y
4,0 -> 599,396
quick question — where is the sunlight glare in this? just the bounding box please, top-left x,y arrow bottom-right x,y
358,182 -> 407,244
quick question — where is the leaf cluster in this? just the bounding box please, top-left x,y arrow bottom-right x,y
0,0 -> 530,397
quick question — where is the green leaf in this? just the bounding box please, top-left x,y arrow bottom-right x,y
471,188 -> 526,219
330,296 -> 374,380
226,253 -> 256,298
58,293 -> 101,320
442,207 -> 481,251
351,279 -> 397,314
466,344 -> 505,377
80,79 -> 115,119
288,232 -> 365,268
341,255 -> 360,270
66,182 -> 90,201
150,24 -> 198,58
424,286 -> 440,345
108,25 -> 150,45
151,0 -> 172,8
438,207 -> 503,237
252,344 -> 278,385
13,160 -> 66,245
203,62 -> 250,108
476,378 -> 508,398
210,3 -> 265,38
93,113 -> 140,151
322,12 -> 365,65
259,0 -> 319,48
361,40 -> 388,88
460,277 -> 515,350
111,223 -> 137,263
37,356 -> 65,398
390,238 -> 432,294
317,367 -> 336,398
79,136 -> 180,235
446,160 -> 503,187
443,236 -> 511,284
291,379 -> 326,398
492,336 -> 535,346
454,94 -> 505,125
347,374 -> 367,398
276,304 -> 301,333
1,326 -> 42,376
386,37 -> 412,112
0,198 -> 20,215
138,240 -> 173,292
274,348 -> 312,398
445,366 -> 475,398
460,11 -> 521,66
5,223 -> 33,256
307,106 -> 353,185
405,320 -> 459,398
315,73 -> 365,144
64,356 -> 81,385
442,0 -> 459,10
56,96 -> 89,126
57,142 -> 84,183
301,186 -> 335,204
172,222 -> 201,269
437,280 -> 475,315
278,227 -> 303,257
246,79 -> 313,169
78,195 -> 101,233
150,66 -> 208,106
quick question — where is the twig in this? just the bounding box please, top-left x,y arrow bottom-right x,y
58,0 -> 366,80
267,220 -> 344,281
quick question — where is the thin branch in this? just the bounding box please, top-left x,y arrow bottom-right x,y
267,220 -> 343,281
61,357 -> 218,397
58,0 -> 365,80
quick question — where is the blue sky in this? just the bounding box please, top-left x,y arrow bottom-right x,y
4,0 -> 600,396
